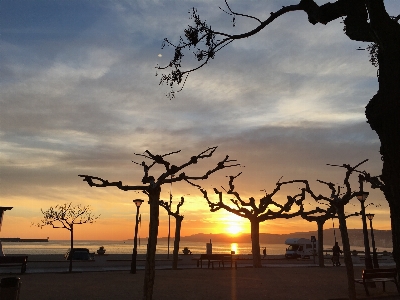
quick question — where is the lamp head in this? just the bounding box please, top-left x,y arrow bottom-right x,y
133,199 -> 144,207
355,191 -> 369,202
366,213 -> 375,221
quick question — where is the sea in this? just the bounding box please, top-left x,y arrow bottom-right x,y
1,240 -> 393,256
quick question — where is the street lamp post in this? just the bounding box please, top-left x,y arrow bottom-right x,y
366,213 -> 379,268
355,175 -> 373,269
167,195 -> 171,259
131,199 -> 144,274
0,207 -> 13,257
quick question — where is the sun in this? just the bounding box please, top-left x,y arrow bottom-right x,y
227,224 -> 242,235
224,213 -> 245,235
213,211 -> 247,236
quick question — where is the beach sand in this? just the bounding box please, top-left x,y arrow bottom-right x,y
1,255 -> 399,299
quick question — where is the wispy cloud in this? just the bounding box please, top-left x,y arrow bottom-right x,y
0,0 -> 392,239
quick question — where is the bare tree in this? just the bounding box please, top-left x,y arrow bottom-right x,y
79,146 -> 239,300
298,160 -> 368,300
159,196 -> 185,270
159,0 -> 400,273
189,172 -> 322,268
301,205 -> 359,267
301,206 -> 336,267
34,203 -> 99,272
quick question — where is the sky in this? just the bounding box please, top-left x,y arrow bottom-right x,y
1,0 -> 397,241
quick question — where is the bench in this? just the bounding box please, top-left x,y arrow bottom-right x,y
354,268 -> 400,296
197,254 -> 236,269
0,256 -> 28,274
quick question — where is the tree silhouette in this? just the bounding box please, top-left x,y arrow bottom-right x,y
79,146 -> 239,300
301,205 -> 359,267
301,206 -> 336,267
159,0 -> 400,274
189,172 -> 322,268
159,196 -> 185,270
34,203 -> 99,272
298,160 -> 368,300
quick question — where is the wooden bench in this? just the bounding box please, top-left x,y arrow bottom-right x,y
197,254 -> 237,269
0,256 -> 28,274
354,268 -> 400,296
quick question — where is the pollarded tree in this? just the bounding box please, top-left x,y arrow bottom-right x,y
158,0 -> 400,274
189,172 -> 322,268
34,203 -> 99,272
79,147 -> 239,300
159,196 -> 185,270
301,205 -> 359,267
300,160 -> 369,300
301,206 -> 336,267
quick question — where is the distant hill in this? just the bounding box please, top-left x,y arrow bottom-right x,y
158,229 -> 393,248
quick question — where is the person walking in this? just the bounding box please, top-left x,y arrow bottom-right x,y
332,242 -> 341,266
263,247 -> 267,258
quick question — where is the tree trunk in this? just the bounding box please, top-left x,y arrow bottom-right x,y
250,219 -> 262,268
337,206 -> 356,300
143,186 -> 161,300
364,5 -> 400,275
317,220 -> 324,267
388,200 -> 400,276
69,225 -> 73,273
367,90 -> 400,274
172,216 -> 183,270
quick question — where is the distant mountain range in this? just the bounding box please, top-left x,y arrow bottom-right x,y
158,229 -> 393,248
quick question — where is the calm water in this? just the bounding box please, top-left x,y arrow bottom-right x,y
1,240 -> 259,255
1,239 -> 393,256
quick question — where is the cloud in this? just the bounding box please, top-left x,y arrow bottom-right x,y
0,0 -> 391,239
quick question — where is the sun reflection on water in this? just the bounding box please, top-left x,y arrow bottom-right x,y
231,243 -> 238,254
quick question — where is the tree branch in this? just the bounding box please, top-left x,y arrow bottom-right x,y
219,0 -> 262,25
299,160 -> 369,212
192,174 -> 320,222
159,196 -> 185,219
78,175 -> 148,191
158,3 -> 304,98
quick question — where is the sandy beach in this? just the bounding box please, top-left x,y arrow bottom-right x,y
1,254 -> 399,299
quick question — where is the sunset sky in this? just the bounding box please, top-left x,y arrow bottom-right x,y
1,0 -> 397,241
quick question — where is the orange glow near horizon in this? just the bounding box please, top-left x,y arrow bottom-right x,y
0,197 -> 393,240
217,212 -> 249,236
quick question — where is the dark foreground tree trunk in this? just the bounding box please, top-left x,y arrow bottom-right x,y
389,201 -> 400,276
172,216 -> 183,270
367,91 -> 400,274
250,219 -> 262,268
69,225 -> 73,273
143,186 -> 161,300
364,1 -> 400,275
337,206 -> 356,300
380,153 -> 400,275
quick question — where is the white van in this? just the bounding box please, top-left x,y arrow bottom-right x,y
285,238 -> 317,259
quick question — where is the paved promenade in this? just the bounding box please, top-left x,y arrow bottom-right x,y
1,254 -> 398,299
2,254 -> 396,273
3,254 -> 326,273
